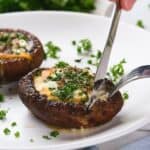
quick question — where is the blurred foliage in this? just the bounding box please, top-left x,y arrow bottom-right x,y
0,0 -> 95,13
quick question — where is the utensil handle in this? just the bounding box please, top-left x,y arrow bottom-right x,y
95,3 -> 121,81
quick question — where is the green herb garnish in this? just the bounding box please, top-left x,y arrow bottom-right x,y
34,70 -> 42,77
48,73 -> 62,81
122,92 -> 129,100
42,130 -> 59,140
53,82 -> 78,100
42,135 -> 51,140
55,61 -> 69,68
108,59 -> 126,82
87,50 -> 102,66
14,131 -> 20,138
53,68 -> 93,102
44,41 -> 61,59
73,39 -> 92,54
0,109 -> 8,120
72,40 -> 76,45
136,20 -> 145,29
74,59 -> 82,63
87,59 -> 93,65
79,39 -> 92,52
3,128 -> 11,135
50,130 -> 59,138
11,122 -> 17,127
0,93 -> 4,102
96,50 -> 102,59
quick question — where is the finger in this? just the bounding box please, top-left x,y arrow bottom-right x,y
120,0 -> 136,10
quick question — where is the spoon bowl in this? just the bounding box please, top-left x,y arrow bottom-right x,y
110,65 -> 150,97
88,65 -> 150,110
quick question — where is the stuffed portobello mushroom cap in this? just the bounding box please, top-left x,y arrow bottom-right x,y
18,63 -> 123,129
0,29 -> 44,82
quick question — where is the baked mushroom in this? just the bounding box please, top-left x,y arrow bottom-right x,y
18,62 -> 123,129
0,29 -> 44,82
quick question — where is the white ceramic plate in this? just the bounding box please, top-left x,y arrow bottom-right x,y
0,11 -> 150,150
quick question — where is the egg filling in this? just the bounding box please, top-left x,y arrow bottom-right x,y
0,31 -> 33,60
34,63 -> 94,104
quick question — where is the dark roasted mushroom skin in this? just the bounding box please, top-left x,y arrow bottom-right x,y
0,29 -> 44,82
18,68 -> 124,129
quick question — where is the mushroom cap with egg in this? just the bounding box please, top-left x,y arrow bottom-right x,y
0,29 -> 44,82
18,64 -> 123,128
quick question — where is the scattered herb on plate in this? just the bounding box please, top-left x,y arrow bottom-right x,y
122,92 -> 129,100
3,128 -> 11,135
108,59 -> 126,83
14,131 -> 20,138
87,59 -> 93,65
136,20 -> 145,29
50,130 -> 59,138
72,40 -> 76,45
87,50 -> 102,66
42,135 -> 51,140
72,39 -> 92,54
42,131 -> 59,140
11,122 -> 17,127
74,59 -> 82,63
0,93 -> 4,102
0,109 -> 8,120
44,41 -> 61,59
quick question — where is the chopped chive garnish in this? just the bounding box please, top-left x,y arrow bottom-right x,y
14,131 -> 20,138
96,50 -> 102,59
79,39 -> 92,52
87,50 -> 102,66
87,59 -> 92,64
50,130 -> 59,137
44,41 -> 61,59
122,92 -> 129,100
0,110 -> 8,120
72,39 -> 92,54
72,40 -> 76,45
0,93 -> 4,102
109,59 -> 126,82
136,20 -> 145,29
42,135 -> 51,140
77,46 -> 82,53
74,59 -> 82,63
55,61 -> 69,68
3,128 -> 11,135
11,122 -> 17,127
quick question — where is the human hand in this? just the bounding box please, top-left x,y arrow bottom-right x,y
110,0 -> 136,10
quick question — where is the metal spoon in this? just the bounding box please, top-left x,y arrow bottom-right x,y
110,65 -> 150,97
87,65 -> 150,108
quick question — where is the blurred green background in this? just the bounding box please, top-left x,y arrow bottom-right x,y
0,0 -> 96,13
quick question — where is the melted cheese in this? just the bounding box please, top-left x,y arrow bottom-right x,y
34,69 -> 59,101
35,80 -> 58,91
34,67 -> 93,103
0,52 -> 32,61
